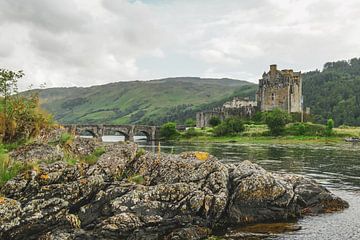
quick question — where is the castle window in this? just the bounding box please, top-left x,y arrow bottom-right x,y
271,93 -> 275,101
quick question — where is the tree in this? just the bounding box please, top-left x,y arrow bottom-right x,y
185,118 -> 196,127
213,117 -> 245,136
264,109 -> 292,135
0,69 -> 24,141
209,116 -> 221,127
325,119 -> 334,136
160,122 -> 179,140
0,69 -> 53,143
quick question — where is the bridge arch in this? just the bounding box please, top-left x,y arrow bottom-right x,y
64,124 -> 160,142
78,129 -> 97,138
76,126 -> 100,138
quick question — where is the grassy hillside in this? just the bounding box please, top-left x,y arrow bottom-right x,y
303,58 -> 360,126
36,77 -> 257,125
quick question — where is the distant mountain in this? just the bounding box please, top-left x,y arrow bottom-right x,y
303,58 -> 360,126
36,77 -> 257,125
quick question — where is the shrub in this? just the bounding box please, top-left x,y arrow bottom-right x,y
251,112 -> 265,123
59,132 -> 74,146
263,109 -> 292,135
183,127 -> 201,138
325,119 -> 334,136
213,117 -> 245,136
185,118 -> 196,127
208,116 -> 221,127
0,69 -> 53,143
160,122 -> 179,140
0,145 -> 22,186
286,122 -> 326,136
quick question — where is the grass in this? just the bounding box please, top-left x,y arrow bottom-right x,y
64,146 -> 106,166
59,132 -> 74,146
0,144 -> 35,187
178,124 -> 360,145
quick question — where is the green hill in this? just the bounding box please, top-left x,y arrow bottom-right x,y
303,58 -> 360,126
36,77 -> 257,125
35,58 -> 360,127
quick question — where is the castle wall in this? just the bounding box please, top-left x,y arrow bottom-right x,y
257,65 -> 302,113
260,85 -> 289,112
196,111 -> 224,128
196,105 -> 258,128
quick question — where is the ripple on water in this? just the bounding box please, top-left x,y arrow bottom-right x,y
276,191 -> 360,240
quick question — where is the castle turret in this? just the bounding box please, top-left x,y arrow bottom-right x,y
270,64 -> 277,76
258,64 -> 302,113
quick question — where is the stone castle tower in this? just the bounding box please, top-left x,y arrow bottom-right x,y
257,64 -> 302,113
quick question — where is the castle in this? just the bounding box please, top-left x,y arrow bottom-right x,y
196,64 -> 303,128
257,64 -> 302,113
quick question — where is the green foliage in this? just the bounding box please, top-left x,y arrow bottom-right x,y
93,146 -> 106,157
303,58 -> 360,126
135,148 -> 146,158
185,118 -> 196,127
251,111 -> 265,123
209,116 -> 221,127
325,119 -> 335,136
63,146 -> 106,166
59,132 -> 74,146
0,145 -> 23,186
160,122 -> 179,140
0,69 -> 53,143
183,127 -> 202,138
264,109 -> 292,135
83,147 -> 106,165
128,174 -> 145,185
213,117 -> 245,136
286,122 -> 326,136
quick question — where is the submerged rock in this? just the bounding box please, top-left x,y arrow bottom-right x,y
0,142 -> 349,240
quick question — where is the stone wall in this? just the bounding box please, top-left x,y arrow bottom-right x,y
196,104 -> 258,128
257,65 -> 302,113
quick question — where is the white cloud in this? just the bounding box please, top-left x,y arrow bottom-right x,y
0,0 -> 359,89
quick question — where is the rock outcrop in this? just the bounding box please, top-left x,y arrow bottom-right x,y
0,142 -> 349,240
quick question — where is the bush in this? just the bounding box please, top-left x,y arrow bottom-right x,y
213,117 -> 245,136
59,132 -> 74,146
325,119 -> 334,136
183,127 -> 201,138
0,145 -> 22,186
286,122 -> 326,136
160,122 -> 179,140
185,118 -> 196,127
251,112 -> 265,123
263,109 -> 292,135
208,116 -> 221,127
0,69 -> 53,143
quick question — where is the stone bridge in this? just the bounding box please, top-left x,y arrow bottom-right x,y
63,124 -> 160,141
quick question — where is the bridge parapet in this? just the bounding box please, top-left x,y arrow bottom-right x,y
63,124 -> 160,142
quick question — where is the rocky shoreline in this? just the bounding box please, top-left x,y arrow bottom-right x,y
0,136 -> 349,240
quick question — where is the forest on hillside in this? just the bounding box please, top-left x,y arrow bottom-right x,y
303,58 -> 360,126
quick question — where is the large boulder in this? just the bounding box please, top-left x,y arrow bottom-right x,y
0,142 -> 349,240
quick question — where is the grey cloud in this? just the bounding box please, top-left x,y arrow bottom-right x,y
0,0 -> 88,33
0,0 -> 359,88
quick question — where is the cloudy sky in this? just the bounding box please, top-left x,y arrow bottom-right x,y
0,0 -> 359,89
